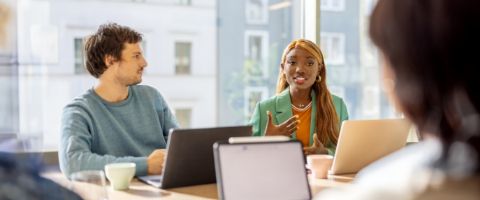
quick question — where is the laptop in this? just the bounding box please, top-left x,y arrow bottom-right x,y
138,125 -> 251,189
213,140 -> 311,200
329,119 -> 412,175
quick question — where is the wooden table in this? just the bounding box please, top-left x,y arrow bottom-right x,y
42,169 -> 353,200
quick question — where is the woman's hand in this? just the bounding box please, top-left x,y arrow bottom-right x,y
303,133 -> 328,155
264,111 -> 299,136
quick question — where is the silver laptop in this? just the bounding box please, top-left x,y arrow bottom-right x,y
329,119 -> 412,175
214,141 -> 311,200
138,125 -> 251,189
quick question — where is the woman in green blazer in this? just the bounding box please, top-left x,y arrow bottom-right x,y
250,39 -> 349,155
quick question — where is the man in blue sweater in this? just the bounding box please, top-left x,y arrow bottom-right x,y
59,23 -> 178,178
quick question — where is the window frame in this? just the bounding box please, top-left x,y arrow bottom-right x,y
243,30 -> 269,78
245,0 -> 269,25
174,41 -> 192,75
320,32 -> 346,65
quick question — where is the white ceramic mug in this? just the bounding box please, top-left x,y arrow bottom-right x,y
306,155 -> 334,179
104,162 -> 136,190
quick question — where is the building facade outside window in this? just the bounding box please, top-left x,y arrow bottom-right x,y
243,86 -> 268,120
175,41 -> 191,75
320,32 -> 346,65
175,108 -> 192,128
74,38 -> 85,74
320,0 -> 396,119
244,30 -> 269,78
218,0 -> 298,125
178,0 -> 191,6
321,0 -> 345,12
245,0 -> 268,24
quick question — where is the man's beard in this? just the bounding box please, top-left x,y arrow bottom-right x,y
127,77 -> 142,86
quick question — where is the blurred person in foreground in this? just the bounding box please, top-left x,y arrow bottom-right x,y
316,0 -> 480,199
60,23 -> 178,178
250,39 -> 349,155
0,152 -> 81,199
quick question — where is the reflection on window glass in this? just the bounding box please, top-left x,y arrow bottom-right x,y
175,108 -> 192,128
74,38 -> 85,74
175,42 -> 191,75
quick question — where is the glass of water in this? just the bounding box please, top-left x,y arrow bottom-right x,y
70,170 -> 108,200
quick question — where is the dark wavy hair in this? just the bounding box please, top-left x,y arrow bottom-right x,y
370,0 -> 480,173
84,23 -> 142,78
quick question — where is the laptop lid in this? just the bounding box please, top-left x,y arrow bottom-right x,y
330,119 -> 411,175
141,125 -> 252,189
214,141 -> 311,200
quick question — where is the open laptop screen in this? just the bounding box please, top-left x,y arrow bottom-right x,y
139,125 -> 252,189
330,119 -> 411,175
214,141 -> 311,200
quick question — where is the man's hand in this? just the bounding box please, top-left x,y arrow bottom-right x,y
147,149 -> 165,175
303,133 -> 328,155
264,111 -> 299,136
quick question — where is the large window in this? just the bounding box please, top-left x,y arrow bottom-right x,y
320,0 -> 396,119
1,0 -> 398,151
1,0 -> 217,150
320,32 -> 346,65
218,0 -> 299,124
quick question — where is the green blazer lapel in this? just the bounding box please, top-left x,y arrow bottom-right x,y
309,90 -> 317,145
275,89 -> 294,137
